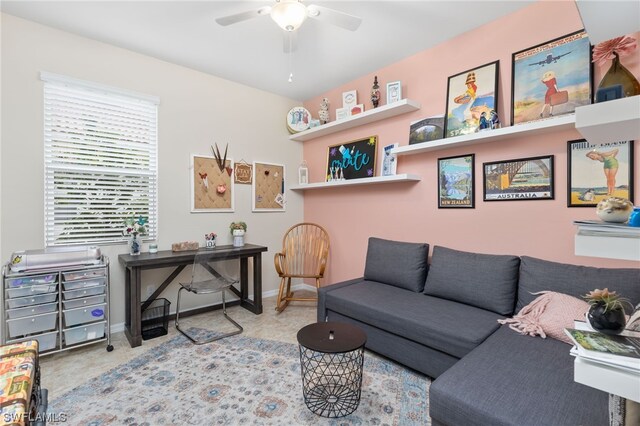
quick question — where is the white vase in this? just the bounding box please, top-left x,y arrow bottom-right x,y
232,229 -> 245,247
129,234 -> 142,255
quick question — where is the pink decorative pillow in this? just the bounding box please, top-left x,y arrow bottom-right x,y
498,291 -> 589,344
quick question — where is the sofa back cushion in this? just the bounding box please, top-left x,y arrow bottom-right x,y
424,246 -> 520,315
364,237 -> 429,292
517,256 -> 640,312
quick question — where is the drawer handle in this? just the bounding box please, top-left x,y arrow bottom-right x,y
30,299 -> 35,303
31,318 -> 36,323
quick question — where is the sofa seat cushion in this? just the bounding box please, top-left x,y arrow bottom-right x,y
324,280 -> 503,359
430,326 -> 607,426
424,246 -> 520,315
517,256 -> 640,312
364,237 -> 429,292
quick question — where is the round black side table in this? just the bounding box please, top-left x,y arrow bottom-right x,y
296,321 -> 367,418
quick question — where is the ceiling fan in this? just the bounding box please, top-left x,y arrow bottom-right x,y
215,0 -> 362,33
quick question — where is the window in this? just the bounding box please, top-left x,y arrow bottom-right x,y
42,72 -> 158,246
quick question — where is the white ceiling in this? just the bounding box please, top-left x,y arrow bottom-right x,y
1,1 -> 536,101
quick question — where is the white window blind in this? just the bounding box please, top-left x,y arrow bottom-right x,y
42,72 -> 159,246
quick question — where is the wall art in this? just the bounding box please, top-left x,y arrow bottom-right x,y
252,162 -> 285,212
286,106 -> 311,133
326,136 -> 377,181
409,115 -> 445,145
483,155 -> 554,201
438,154 -> 475,208
386,81 -> 402,103
381,143 -> 398,176
234,161 -> 252,184
567,139 -> 634,207
444,60 -> 499,137
512,29 -> 592,125
342,90 -> 357,110
191,155 -> 234,212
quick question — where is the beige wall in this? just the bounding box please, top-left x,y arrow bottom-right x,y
0,14 -> 303,328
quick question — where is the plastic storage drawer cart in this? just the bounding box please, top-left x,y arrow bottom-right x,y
2,255 -> 113,355
0,340 -> 48,426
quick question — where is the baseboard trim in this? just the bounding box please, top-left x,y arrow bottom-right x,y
109,283 -> 317,334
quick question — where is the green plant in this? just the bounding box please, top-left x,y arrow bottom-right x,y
583,288 -> 630,312
229,221 -> 247,234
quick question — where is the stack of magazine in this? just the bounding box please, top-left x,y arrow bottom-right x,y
574,220 -> 640,239
565,321 -> 640,373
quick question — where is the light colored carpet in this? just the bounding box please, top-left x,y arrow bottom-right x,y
50,332 -> 430,425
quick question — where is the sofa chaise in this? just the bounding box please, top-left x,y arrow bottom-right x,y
317,237 -> 640,426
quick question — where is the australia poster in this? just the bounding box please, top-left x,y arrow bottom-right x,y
568,139 -> 634,207
438,154 -> 475,208
512,30 -> 591,125
483,156 -> 554,201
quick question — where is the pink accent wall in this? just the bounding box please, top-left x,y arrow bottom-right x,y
302,1 -> 640,285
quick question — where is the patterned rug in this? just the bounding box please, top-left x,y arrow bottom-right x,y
50,332 -> 430,425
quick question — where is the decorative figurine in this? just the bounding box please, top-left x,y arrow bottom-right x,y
319,98 -> 330,124
596,197 -> 633,223
478,112 -> 490,131
371,76 -> 381,108
489,110 -> 500,129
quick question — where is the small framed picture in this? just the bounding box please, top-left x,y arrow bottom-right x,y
381,143 -> 398,176
386,81 -> 402,103
438,154 -> 475,208
351,104 -> 364,115
445,60 -> 499,138
511,29 -> 591,125
335,107 -> 350,121
483,155 -> 554,201
567,139 -> 634,207
342,90 -> 357,109
409,115 -> 445,145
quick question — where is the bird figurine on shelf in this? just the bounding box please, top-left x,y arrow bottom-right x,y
319,98 -> 330,124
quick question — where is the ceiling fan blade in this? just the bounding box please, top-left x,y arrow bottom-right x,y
306,4 -> 362,31
215,6 -> 271,27
283,31 -> 298,53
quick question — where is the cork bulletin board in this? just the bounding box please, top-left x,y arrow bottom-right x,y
191,155 -> 234,212
252,162 -> 285,212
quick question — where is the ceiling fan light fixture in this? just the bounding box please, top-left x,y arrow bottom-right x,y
271,0 -> 307,32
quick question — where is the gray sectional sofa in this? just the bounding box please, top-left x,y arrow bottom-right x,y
317,238 -> 640,426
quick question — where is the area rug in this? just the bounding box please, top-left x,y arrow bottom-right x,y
50,332 -> 430,425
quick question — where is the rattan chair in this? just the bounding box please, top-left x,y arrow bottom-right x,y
175,249 -> 243,344
274,223 -> 330,312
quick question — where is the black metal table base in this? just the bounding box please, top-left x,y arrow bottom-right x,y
299,346 -> 365,417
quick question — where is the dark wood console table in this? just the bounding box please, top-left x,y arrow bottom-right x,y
118,244 -> 267,347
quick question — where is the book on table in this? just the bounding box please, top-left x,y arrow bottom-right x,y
565,328 -> 640,372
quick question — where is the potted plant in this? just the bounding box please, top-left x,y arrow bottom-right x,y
583,288 -> 630,334
123,215 -> 148,256
230,221 -> 247,247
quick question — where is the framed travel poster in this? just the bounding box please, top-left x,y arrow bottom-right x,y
567,139 -> 634,207
191,155 -> 234,212
252,162 -> 285,212
438,154 -> 475,208
483,155 -> 554,201
326,136 -> 377,181
444,60 -> 499,138
512,30 -> 592,125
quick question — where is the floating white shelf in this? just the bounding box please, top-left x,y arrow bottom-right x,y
573,222 -> 640,262
289,173 -> 421,191
575,96 -> 640,144
289,99 -> 421,142
391,114 -> 576,156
